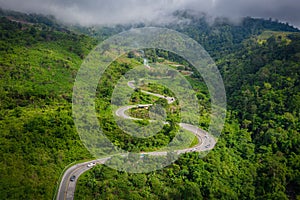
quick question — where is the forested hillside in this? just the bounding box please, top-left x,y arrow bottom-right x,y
0,15 -> 97,199
0,9 -> 299,200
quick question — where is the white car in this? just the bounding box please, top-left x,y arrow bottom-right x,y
87,162 -> 96,168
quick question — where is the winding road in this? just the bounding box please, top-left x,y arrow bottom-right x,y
56,78 -> 216,200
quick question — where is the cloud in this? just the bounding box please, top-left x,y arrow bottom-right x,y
0,0 -> 299,27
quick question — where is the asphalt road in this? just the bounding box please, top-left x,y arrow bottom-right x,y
56,158 -> 110,200
56,80 -> 216,200
128,81 -> 176,104
115,104 -> 152,120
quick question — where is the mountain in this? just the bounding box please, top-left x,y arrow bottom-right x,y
0,9 -> 299,199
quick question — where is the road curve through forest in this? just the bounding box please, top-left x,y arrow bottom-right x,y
57,79 -> 216,200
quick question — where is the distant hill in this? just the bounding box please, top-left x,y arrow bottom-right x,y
168,11 -> 299,58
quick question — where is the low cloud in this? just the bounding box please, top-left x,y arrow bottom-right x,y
0,0 -> 299,27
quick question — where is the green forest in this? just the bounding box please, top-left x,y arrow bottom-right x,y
0,9 -> 299,200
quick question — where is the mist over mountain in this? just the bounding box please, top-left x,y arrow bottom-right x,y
0,0 -> 300,27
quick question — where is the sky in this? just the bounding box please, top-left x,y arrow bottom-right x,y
0,0 -> 299,27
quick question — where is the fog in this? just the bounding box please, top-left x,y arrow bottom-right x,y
0,0 -> 299,27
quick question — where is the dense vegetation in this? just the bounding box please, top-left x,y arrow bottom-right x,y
0,15 -> 96,199
76,14 -> 300,200
0,9 -> 299,200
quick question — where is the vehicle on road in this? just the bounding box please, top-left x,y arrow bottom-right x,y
87,162 -> 96,168
70,175 -> 76,182
58,79 -> 216,200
